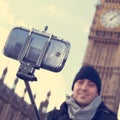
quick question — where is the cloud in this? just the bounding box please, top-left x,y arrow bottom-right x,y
0,1 -> 13,48
48,4 -> 59,15
0,0 -> 14,24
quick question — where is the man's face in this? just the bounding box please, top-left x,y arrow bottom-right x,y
73,79 -> 98,108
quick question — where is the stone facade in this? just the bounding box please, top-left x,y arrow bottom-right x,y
83,0 -> 120,114
0,67 -> 50,120
0,81 -> 36,120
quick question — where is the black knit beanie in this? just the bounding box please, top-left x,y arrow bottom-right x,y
72,66 -> 101,95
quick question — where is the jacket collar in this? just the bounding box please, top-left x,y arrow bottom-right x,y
94,101 -> 117,118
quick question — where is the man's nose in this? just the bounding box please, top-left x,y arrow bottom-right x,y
81,83 -> 88,90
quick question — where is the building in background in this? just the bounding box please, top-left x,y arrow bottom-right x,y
83,0 -> 120,114
0,67 -> 50,120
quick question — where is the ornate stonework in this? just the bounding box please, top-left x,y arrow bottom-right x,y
0,67 -> 50,120
83,0 -> 120,113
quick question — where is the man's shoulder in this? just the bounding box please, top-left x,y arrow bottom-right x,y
47,102 -> 69,120
102,109 -> 117,116
48,102 -> 68,114
99,109 -> 117,120
95,102 -> 118,120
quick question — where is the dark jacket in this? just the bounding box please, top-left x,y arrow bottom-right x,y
47,101 -> 118,120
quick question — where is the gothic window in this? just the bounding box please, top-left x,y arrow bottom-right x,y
0,100 -> 4,116
6,107 -> 14,120
117,32 -> 120,37
110,32 -> 113,37
103,31 -> 106,36
105,0 -> 120,3
96,30 -> 99,35
105,0 -> 109,3
105,0 -> 110,2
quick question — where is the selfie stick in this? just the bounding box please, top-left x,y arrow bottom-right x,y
16,29 -> 53,120
17,62 -> 40,120
24,81 -> 40,120
17,63 -> 40,120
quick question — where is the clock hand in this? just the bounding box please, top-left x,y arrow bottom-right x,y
109,14 -> 117,21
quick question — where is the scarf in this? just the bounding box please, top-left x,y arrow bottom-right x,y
66,95 -> 102,120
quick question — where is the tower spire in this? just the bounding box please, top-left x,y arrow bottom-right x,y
12,78 -> 19,90
39,90 -> 51,120
22,87 -> 27,100
0,67 -> 8,83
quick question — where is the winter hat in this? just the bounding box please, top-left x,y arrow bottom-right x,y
72,66 -> 101,95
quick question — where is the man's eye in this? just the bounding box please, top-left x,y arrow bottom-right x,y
88,83 -> 96,87
78,81 -> 84,84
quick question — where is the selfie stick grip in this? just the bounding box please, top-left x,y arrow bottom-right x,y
24,81 -> 40,120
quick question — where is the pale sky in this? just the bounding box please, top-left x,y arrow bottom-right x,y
0,0 -> 119,118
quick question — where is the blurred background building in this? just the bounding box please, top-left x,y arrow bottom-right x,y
0,67 -> 51,120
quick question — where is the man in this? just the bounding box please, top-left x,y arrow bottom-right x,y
47,66 -> 118,120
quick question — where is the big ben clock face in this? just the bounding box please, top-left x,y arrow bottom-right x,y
101,10 -> 120,29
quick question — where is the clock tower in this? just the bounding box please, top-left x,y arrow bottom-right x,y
83,0 -> 120,113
